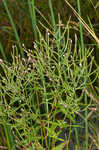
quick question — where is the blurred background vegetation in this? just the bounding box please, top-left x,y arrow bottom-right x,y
0,0 -> 99,62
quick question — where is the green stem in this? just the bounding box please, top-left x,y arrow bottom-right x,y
2,0 -> 24,58
77,0 -> 84,57
85,92 -> 88,150
2,117 -> 16,150
74,128 -> 80,150
3,119 -> 11,150
28,0 -> 38,45
49,0 -> 56,32
0,43 -> 7,61
77,0 -> 88,149
49,0 -> 61,61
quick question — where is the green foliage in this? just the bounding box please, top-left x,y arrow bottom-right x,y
0,21 -> 97,149
0,0 -> 99,150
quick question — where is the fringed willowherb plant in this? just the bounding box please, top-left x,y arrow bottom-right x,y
0,21 -> 96,149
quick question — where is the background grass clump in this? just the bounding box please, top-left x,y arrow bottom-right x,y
0,0 -> 99,60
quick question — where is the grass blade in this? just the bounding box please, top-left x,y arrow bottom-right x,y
0,43 -> 7,61
77,0 -> 88,149
2,0 -> 24,57
2,117 -> 16,150
49,0 -> 61,61
49,0 -> 56,32
64,0 -> 99,44
28,0 -> 38,44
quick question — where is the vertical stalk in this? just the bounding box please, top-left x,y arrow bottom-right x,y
0,43 -> 7,61
77,0 -> 84,56
28,0 -> 38,44
2,116 -> 16,150
77,0 -> 88,150
74,127 -> 80,150
49,0 -> 56,32
3,119 -> 11,150
73,113 -> 80,150
49,0 -> 61,61
2,0 -> 24,58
